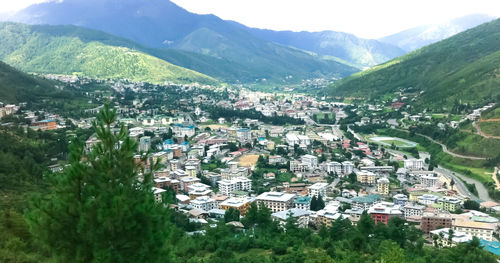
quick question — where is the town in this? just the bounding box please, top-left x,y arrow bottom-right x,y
5,75 -> 500,256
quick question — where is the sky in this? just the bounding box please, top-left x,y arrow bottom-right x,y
1,0 -> 499,38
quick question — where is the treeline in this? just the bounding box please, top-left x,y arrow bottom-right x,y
204,106 -> 305,125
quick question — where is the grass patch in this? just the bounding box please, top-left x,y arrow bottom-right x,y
451,132 -> 500,158
478,122 -> 500,137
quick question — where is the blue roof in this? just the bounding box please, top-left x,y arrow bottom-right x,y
295,196 -> 312,204
351,194 -> 381,203
480,239 -> 500,256
181,141 -> 190,145
258,137 -> 266,141
163,139 -> 174,144
238,128 -> 250,132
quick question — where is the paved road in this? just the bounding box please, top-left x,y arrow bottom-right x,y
397,129 -> 487,160
434,166 -> 492,202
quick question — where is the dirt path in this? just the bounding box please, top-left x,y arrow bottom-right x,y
473,121 -> 500,139
492,167 -> 500,190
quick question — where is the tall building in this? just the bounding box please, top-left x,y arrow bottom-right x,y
404,159 -> 425,170
342,161 -> 354,175
307,183 -> 328,198
217,177 -> 252,196
139,136 -> 151,152
377,178 -> 390,195
420,211 -> 452,233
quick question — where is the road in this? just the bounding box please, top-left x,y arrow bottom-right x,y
399,129 -> 487,160
473,121 -> 500,139
434,166 -> 492,202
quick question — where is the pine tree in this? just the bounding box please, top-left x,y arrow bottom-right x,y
317,195 -> 325,210
26,104 -> 171,263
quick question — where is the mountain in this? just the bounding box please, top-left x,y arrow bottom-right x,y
6,0 -> 358,83
328,18 -> 500,111
379,14 -> 496,51
233,24 -> 406,68
0,22 -> 217,85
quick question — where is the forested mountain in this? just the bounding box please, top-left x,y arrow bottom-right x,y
5,0 -> 358,83
328,18 -> 500,111
237,25 -> 405,68
0,22 -> 217,85
379,14 -> 496,51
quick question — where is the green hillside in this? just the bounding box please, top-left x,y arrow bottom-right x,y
0,22 -> 217,85
328,18 -> 500,111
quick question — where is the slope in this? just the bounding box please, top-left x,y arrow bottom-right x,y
0,22 -> 217,85
379,14 -> 496,51
328,18 -> 500,111
7,0 -> 358,83
237,25 -> 405,68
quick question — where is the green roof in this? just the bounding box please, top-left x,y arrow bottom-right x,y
295,196 -> 312,204
351,194 -> 381,203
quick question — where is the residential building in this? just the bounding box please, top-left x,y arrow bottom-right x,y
418,194 -> 439,205
404,159 -> 425,170
420,211 -> 452,233
301,155 -> 318,169
139,136 -> 151,152
256,192 -> 296,212
438,197 -> 462,212
294,196 -> 312,210
356,171 -> 376,185
393,194 -> 409,206
307,183 -> 328,198
220,161 -> 249,179
377,178 -> 390,195
187,183 -> 213,199
220,197 -> 254,215
324,161 -> 342,174
236,128 -> 252,142
271,208 -> 310,228
420,173 -> 439,188
367,202 -> 403,225
430,228 -> 472,247
191,196 -> 216,211
403,203 -> 425,218
342,161 -> 354,175
453,220 -> 495,241
217,177 -> 252,196
351,194 -> 381,210
153,187 -> 166,203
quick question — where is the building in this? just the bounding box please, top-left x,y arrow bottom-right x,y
286,133 -> 300,145
217,177 -> 252,196
220,162 -> 249,179
300,155 -> 318,169
220,197 -> 254,215
360,166 -> 394,174
294,196 -> 312,210
31,119 -> 57,131
307,183 -> 328,198
139,136 -> 151,152
367,202 -> 403,225
418,194 -> 439,205
438,197 -> 462,212
377,178 -> 390,195
179,176 -> 201,192
271,208 -> 310,228
356,171 -> 376,185
420,173 -> 439,188
403,203 -> 425,218
236,128 -> 252,142
153,187 -> 166,203
393,194 -> 409,206
351,194 -> 381,210
342,161 -> 354,175
187,183 -> 213,199
324,161 -> 343,174
453,220 -> 495,241
290,160 -> 309,173
191,196 -> 216,211
256,192 -> 296,212
316,205 -> 343,227
404,159 -> 425,170
430,228 -> 472,247
420,211 -> 452,233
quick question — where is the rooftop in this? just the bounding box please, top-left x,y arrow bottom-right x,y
256,192 -> 296,202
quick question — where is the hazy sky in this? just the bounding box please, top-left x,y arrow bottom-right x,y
1,0 -> 499,38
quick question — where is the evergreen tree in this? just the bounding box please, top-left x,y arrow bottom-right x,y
26,104 -> 171,263
224,208 -> 240,223
317,196 -> 325,210
310,196 -> 318,211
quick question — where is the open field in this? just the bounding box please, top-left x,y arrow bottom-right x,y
238,154 -> 260,167
368,136 -> 417,148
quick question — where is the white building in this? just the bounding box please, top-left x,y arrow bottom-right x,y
153,187 -> 166,203
342,161 -> 354,175
271,208 -> 310,228
307,183 -> 328,198
256,192 -> 296,212
430,228 -> 472,246
217,177 -> 252,196
286,133 -> 300,145
420,173 -> 439,188
301,154 -> 318,169
418,194 -> 439,205
188,183 -> 213,198
324,161 -> 342,174
191,196 -> 216,211
403,203 -> 425,218
404,159 -> 425,170
236,128 -> 252,142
